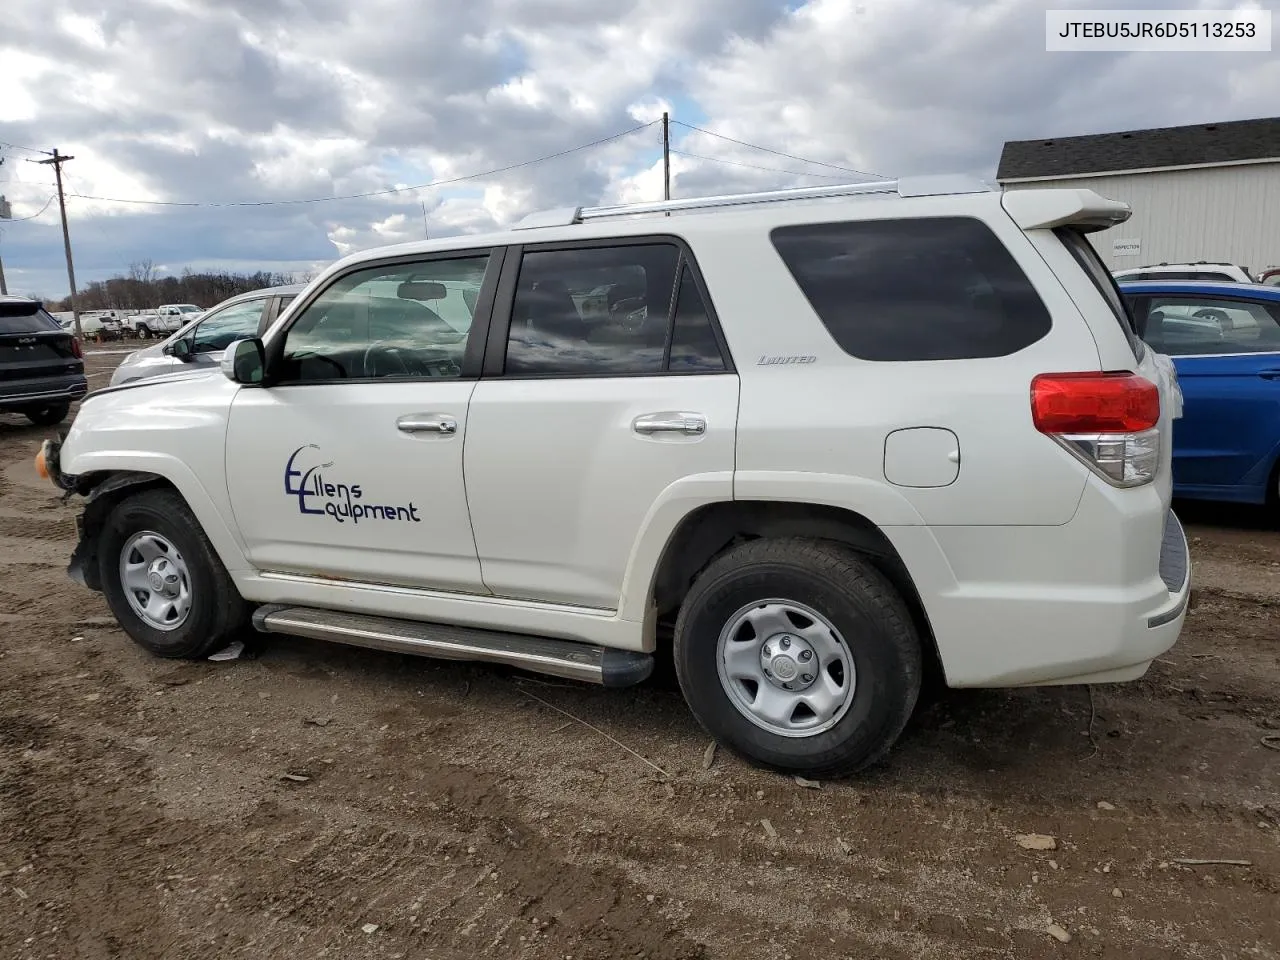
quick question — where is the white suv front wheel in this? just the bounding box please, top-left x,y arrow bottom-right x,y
98,488 -> 250,659
674,538 -> 922,778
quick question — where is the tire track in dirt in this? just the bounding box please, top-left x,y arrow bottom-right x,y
0,512 -> 75,542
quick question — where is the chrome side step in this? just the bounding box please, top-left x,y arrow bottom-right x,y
251,604 -> 654,688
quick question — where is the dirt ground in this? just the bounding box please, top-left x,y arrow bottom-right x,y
1,346 -> 1277,960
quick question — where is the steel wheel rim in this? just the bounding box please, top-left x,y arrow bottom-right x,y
119,530 -> 192,631
716,598 -> 857,738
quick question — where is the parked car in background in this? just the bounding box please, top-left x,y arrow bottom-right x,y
1119,280 -> 1280,506
0,296 -> 87,425
109,284 -> 304,387
1113,262 -> 1255,284
131,303 -> 205,339
1258,267 -> 1280,287
59,313 -> 124,342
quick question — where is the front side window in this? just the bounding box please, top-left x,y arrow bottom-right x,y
191,299 -> 267,353
1129,295 -> 1280,356
770,217 -> 1052,362
278,255 -> 490,382
503,244 -> 727,376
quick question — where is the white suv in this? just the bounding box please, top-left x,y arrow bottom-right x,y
1113,262 -> 1255,284
36,177 -> 1191,777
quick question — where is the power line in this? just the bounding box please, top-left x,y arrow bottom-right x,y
63,122 -> 658,208
0,139 -> 51,157
670,148 -> 850,180
670,120 -> 884,178
0,195 -> 58,222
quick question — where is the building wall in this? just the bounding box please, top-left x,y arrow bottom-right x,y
1001,161 -> 1280,275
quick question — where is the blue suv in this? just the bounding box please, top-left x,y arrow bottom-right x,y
1119,280 -> 1280,506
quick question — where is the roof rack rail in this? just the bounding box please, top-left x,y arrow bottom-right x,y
512,175 -> 994,230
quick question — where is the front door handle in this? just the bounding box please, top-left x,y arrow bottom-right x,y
633,412 -> 706,436
397,413 -> 458,434
1257,370 -> 1280,380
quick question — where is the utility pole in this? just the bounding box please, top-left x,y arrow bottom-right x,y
38,149 -> 81,340
662,112 -> 671,204
0,156 -> 9,295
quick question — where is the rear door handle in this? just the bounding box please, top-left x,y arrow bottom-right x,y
1257,370 -> 1280,380
397,413 -> 458,434
633,412 -> 706,436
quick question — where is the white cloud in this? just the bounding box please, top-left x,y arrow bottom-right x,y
1,0 -> 1275,300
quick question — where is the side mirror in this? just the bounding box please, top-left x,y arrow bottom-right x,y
221,338 -> 266,385
166,338 -> 193,361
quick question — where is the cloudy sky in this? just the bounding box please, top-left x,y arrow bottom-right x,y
1,0 -> 1276,300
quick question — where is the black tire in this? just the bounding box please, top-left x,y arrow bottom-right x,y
24,402 -> 71,427
673,537 -> 922,778
98,488 -> 249,659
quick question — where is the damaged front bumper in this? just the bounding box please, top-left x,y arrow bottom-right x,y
36,436 -> 78,493
35,437 -> 96,589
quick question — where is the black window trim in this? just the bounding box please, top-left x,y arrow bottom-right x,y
259,246 -> 506,388
480,234 -> 736,380
257,293 -> 287,337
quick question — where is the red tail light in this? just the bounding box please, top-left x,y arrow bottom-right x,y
70,337 -> 84,359
1031,372 -> 1159,434
1031,372 -> 1162,487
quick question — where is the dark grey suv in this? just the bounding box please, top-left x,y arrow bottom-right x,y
0,296 -> 88,425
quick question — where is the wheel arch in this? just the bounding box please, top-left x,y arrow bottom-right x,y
642,499 -> 948,687
65,467 -> 249,592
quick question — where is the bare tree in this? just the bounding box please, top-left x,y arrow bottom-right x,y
48,267 -> 291,312
128,259 -> 155,284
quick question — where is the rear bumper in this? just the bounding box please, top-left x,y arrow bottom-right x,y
888,484 -> 1191,688
0,375 -> 88,408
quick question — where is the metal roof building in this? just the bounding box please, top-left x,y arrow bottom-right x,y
997,117 -> 1280,277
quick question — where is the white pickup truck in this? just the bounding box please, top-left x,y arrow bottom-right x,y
132,304 -> 204,339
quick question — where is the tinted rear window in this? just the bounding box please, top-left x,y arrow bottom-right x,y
0,302 -> 61,335
769,217 -> 1051,362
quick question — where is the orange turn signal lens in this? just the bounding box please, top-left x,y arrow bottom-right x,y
35,448 -> 49,480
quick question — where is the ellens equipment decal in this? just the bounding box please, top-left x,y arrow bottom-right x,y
284,444 -> 422,524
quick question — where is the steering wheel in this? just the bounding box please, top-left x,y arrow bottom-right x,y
361,340 -> 414,378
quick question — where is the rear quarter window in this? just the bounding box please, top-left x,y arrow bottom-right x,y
769,217 -> 1051,362
1056,229 -> 1145,360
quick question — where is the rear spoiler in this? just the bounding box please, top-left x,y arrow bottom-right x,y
1001,188 -> 1132,234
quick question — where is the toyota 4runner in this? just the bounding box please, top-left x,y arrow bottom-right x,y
36,176 -> 1191,777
